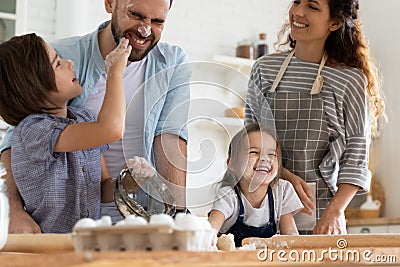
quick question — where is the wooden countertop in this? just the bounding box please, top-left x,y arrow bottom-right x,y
347,217 -> 400,226
0,251 -> 320,267
1,234 -> 400,266
2,249 -> 400,267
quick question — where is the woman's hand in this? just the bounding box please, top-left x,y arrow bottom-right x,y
313,183 -> 359,234
313,206 -> 346,235
281,168 -> 315,215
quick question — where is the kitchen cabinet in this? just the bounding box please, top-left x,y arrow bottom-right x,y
188,55 -> 251,130
347,217 -> 400,234
0,0 -> 26,43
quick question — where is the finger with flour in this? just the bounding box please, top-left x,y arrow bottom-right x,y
104,37 -> 132,74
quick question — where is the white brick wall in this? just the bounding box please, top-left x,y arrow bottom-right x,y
162,0 -> 291,61
26,0 -> 56,41
25,0 -> 291,59
25,0 -> 109,41
54,0 -> 109,39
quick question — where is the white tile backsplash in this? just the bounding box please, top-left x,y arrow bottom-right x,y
162,0 -> 291,61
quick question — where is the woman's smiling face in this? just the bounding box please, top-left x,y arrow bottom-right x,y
289,0 -> 335,47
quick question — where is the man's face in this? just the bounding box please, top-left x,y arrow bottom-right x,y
111,0 -> 169,62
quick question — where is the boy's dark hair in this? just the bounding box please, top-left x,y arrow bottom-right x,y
0,33 -> 59,126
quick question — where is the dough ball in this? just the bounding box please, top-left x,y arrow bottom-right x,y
216,233 -> 236,251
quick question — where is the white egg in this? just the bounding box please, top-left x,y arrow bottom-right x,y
115,220 -> 126,227
175,213 -> 202,231
96,216 -> 112,227
200,218 -> 213,230
149,214 -> 175,227
73,218 -> 97,230
124,215 -> 148,225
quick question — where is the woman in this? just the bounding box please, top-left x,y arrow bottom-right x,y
245,0 -> 385,234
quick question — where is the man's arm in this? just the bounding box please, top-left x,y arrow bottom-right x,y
0,149 -> 41,233
153,133 -> 187,209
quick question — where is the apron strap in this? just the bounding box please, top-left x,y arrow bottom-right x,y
270,50 -> 295,92
270,50 -> 328,95
266,186 -> 275,223
310,51 -> 328,95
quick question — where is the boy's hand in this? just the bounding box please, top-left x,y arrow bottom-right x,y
104,37 -> 131,75
9,209 -> 41,234
126,156 -> 156,179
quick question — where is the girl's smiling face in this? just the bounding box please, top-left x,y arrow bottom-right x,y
239,131 -> 279,192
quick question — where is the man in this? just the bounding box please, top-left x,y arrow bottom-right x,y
0,0 -> 190,233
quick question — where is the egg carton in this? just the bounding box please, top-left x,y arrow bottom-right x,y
71,215 -> 217,252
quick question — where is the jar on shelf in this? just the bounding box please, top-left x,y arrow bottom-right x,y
256,33 -> 269,58
0,162 -> 9,250
236,39 -> 254,59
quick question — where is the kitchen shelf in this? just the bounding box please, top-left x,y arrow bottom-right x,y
191,117 -> 243,129
212,54 -> 255,76
213,116 -> 244,128
205,117 -> 244,137
346,217 -> 400,234
191,116 -> 244,137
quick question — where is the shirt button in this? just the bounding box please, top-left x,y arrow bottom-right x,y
82,166 -> 87,172
53,122 -> 59,127
88,84 -> 93,89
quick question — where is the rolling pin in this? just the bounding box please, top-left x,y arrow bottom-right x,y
1,234 -> 74,254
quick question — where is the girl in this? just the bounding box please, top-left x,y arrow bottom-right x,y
0,33 -> 131,233
245,0 -> 386,235
208,124 -> 303,247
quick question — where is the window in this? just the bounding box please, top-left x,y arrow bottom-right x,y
0,0 -> 27,43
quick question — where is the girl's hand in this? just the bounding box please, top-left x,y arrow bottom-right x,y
282,168 -> 315,215
104,37 -> 132,76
